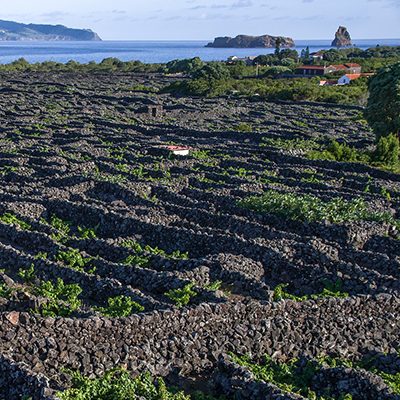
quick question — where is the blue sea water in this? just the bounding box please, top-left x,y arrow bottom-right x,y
0,39 -> 399,64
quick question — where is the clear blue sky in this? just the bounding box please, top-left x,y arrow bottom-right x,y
2,0 -> 399,40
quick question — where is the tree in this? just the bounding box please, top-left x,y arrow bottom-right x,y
280,58 -> 296,67
280,49 -> 299,62
166,57 -> 204,74
10,58 -> 30,71
323,49 -> 342,62
191,63 -> 231,80
304,46 -> 310,59
254,54 -> 277,66
275,37 -> 282,58
365,62 -> 400,138
373,134 -> 400,166
228,60 -> 247,78
303,46 -> 310,61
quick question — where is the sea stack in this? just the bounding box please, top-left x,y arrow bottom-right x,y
331,26 -> 352,47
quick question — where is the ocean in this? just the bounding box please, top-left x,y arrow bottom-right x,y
0,39 -> 399,64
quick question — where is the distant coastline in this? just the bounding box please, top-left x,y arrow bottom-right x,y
0,39 -> 398,64
0,19 -> 101,41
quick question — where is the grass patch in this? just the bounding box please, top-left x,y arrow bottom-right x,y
192,150 -> 211,160
58,369 -> 190,400
232,352 -> 400,398
0,283 -> 12,299
78,226 -> 97,239
234,122 -> 252,132
35,278 -> 82,317
273,280 -> 349,302
0,213 -> 31,230
58,369 -> 224,400
165,283 -> 197,308
307,136 -> 400,174
232,354 -> 354,400
96,295 -> 144,317
238,190 -> 398,225
307,140 -> 369,163
260,137 -> 319,152
122,240 -> 189,263
55,248 -> 96,274
45,214 -> 71,243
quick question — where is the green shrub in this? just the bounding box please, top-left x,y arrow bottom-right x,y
96,295 -> 144,317
77,226 -> 97,239
234,352 -> 400,398
307,140 -> 369,163
205,281 -> 223,291
273,284 -> 307,301
191,63 -> 231,81
0,283 -> 12,299
231,354 -> 354,399
18,264 -> 36,282
166,57 -> 204,75
191,150 -> 211,160
58,370 -> 190,400
165,283 -> 197,308
35,278 -> 82,317
323,140 -> 358,162
122,240 -> 188,264
0,213 -> 31,230
379,371 -> 400,394
273,280 -> 348,302
47,215 -> 71,242
365,62 -> 400,138
124,254 -> 150,267
260,137 -> 319,152
238,190 -> 397,225
372,133 -> 400,166
234,123 -> 252,132
56,248 -> 95,273
311,280 -> 349,299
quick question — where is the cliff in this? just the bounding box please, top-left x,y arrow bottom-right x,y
331,26 -> 352,47
206,34 -> 295,48
0,20 -> 101,41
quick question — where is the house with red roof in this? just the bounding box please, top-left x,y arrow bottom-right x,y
295,63 -> 361,77
334,63 -> 362,74
295,65 -> 336,76
337,74 -> 362,85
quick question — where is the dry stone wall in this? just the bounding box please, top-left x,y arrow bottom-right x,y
1,294 -> 399,399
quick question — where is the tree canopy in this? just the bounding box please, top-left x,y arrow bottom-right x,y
365,62 -> 400,138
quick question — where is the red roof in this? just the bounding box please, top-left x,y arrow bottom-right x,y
344,63 -> 361,68
344,74 -> 361,80
320,79 -> 338,86
332,65 -> 348,70
296,65 -> 327,70
163,145 -> 191,151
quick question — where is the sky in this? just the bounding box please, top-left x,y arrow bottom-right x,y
1,0 -> 399,41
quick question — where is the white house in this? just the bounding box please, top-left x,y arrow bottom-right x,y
227,56 -> 257,66
310,51 -> 324,61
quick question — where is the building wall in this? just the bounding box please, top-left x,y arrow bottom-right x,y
338,76 -> 351,85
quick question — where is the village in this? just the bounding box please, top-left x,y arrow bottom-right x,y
227,54 -> 373,86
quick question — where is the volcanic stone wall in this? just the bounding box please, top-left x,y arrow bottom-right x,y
214,355 -> 399,400
0,354 -> 52,399
1,294 -> 399,399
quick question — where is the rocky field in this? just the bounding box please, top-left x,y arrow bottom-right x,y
0,71 -> 399,399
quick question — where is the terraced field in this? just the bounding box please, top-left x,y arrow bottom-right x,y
0,71 -> 399,399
